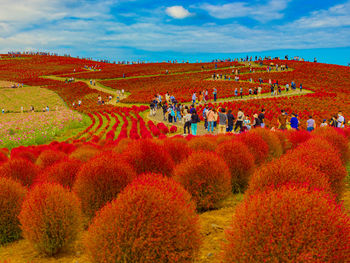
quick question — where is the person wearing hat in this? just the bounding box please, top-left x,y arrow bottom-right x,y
252,113 -> 261,128
320,119 -> 328,127
217,108 -> 228,134
277,110 -> 287,130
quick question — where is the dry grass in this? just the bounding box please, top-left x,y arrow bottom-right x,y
0,86 -> 66,112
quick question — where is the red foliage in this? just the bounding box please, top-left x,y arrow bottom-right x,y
35,150 -> 67,169
0,158 -> 39,187
215,140 -> 255,193
247,158 -> 333,197
170,125 -> 178,133
122,139 -> 175,176
286,129 -> 311,149
237,132 -> 269,165
10,147 -> 37,163
84,174 -> 201,263
174,151 -> 231,211
0,177 -> 27,245
35,159 -> 82,189
250,128 -> 283,159
162,138 -> 193,164
73,152 -> 136,219
19,183 -> 82,256
188,135 -> 217,152
0,152 -> 8,164
222,185 -> 350,262
69,145 -> 100,162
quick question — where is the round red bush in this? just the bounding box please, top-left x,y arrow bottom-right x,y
0,177 -> 27,245
0,152 -> 8,164
313,127 -> 349,163
174,151 -> 231,211
35,159 -> 82,189
215,140 -> 255,193
290,137 -> 347,199
36,150 -> 67,169
286,129 -> 311,149
0,158 -> 39,187
188,136 -> 217,152
122,139 -> 175,176
222,185 -> 350,262
163,137 -> 192,164
11,148 -> 37,163
73,152 -> 136,219
85,174 -> 201,263
237,132 -> 269,165
247,158 -> 333,197
169,125 -> 177,133
274,130 -> 290,153
69,145 -> 100,162
250,128 -> 283,159
19,183 -> 82,256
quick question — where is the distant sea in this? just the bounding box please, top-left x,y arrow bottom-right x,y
119,47 -> 350,66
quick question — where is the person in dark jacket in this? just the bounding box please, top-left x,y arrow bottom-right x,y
226,110 -> 235,132
190,109 -> 200,136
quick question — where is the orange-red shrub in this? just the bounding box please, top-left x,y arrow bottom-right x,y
174,151 -> 231,211
0,152 -> 8,164
122,139 -> 175,176
237,132 -> 269,165
188,136 -> 217,152
0,158 -> 39,187
163,137 -> 192,164
285,129 -> 311,149
215,140 -> 254,193
0,177 -> 27,244
250,128 -> 283,158
112,138 -> 133,153
85,174 -> 201,263
69,145 -> 100,162
247,158 -> 333,197
222,185 -> 350,262
36,150 -> 67,169
10,148 -> 37,163
274,130 -> 290,153
35,159 -> 82,189
73,152 -> 136,219
19,183 -> 82,256
313,127 -> 349,163
289,137 -> 347,199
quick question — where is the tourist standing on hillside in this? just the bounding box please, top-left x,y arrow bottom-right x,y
258,109 -> 265,128
190,109 -> 200,136
226,110 -> 235,132
234,108 -> 244,133
337,111 -> 345,128
162,103 -> 168,121
258,86 -> 262,96
307,116 -> 316,132
192,92 -> 196,104
183,106 -> 191,135
234,88 -> 238,98
244,115 -> 251,130
320,119 -> 328,127
218,108 -> 228,134
202,105 -> 208,129
240,87 -> 243,98
270,85 -> 274,96
213,88 -> 217,102
277,110 -> 287,130
329,115 -> 337,127
205,89 -> 209,102
290,113 -> 299,130
300,83 -> 303,92
252,113 -> 261,128
207,107 -> 215,133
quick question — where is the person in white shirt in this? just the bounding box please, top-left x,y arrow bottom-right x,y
337,111 -> 345,128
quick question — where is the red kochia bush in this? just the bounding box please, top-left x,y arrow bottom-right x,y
247,158 -> 333,197
0,152 -> 8,164
290,137 -> 347,199
174,151 -> 231,211
122,139 -> 175,176
73,152 -> 136,219
237,132 -> 269,165
85,174 -> 201,263
313,127 -> 349,163
188,135 -> 217,152
35,159 -> 82,189
215,140 -> 255,193
170,125 -> 177,133
250,128 -> 283,158
35,150 -> 67,169
69,145 -> 100,162
0,177 -> 27,245
0,158 -> 39,187
11,147 -> 37,163
222,185 -> 350,262
19,183 -> 82,256
163,137 -> 193,164
285,129 -> 311,149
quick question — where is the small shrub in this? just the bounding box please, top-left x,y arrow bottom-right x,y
222,185 -> 350,262
35,159 -> 82,189
250,128 -> 283,158
0,152 -> 8,164
0,177 -> 27,245
85,174 -> 201,263
122,139 -> 175,176
36,150 -> 67,169
69,145 -> 100,162
285,129 -> 311,149
174,151 -> 231,211
73,152 -> 136,219
19,183 -> 82,256
0,158 -> 39,187
215,140 -> 255,193
188,136 -> 217,152
238,132 -> 269,165
247,158 -> 333,197
163,137 -> 192,164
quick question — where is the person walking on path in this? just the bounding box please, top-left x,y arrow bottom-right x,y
192,92 -> 196,105
202,105 -> 208,129
226,110 -> 235,132
218,108 -> 228,134
240,87 -> 243,98
190,109 -> 200,136
307,116 -> 316,132
207,107 -> 215,133
183,106 -> 191,135
299,83 -> 303,92
213,88 -> 217,102
234,88 -> 238,98
337,111 -> 345,128
252,113 -> 261,128
277,110 -> 287,130
234,108 -> 244,133
258,109 -> 265,128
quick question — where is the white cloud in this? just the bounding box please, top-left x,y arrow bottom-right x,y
198,0 -> 291,22
165,6 -> 192,19
284,1 -> 350,29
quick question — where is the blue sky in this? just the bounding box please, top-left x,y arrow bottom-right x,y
0,0 -> 349,63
